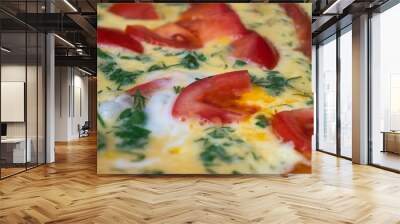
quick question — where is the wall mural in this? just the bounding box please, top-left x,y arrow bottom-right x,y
97,3 -> 313,174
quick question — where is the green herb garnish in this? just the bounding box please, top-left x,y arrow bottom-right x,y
173,86 -> 184,94
119,54 -> 151,62
130,153 -> 146,162
97,132 -> 106,151
99,61 -> 117,74
255,115 -> 269,128
193,52 -> 207,61
147,62 -> 168,72
97,111 -> 106,128
196,127 -> 246,169
97,48 -> 112,60
206,126 -> 234,139
251,71 -> 301,96
306,96 -> 313,105
132,90 -> 146,111
181,53 -> 200,69
200,144 -> 233,167
114,108 -> 150,150
233,60 -> 247,67
98,52 -> 145,88
109,69 -> 143,88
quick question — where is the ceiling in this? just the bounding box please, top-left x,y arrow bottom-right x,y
0,0 -> 393,73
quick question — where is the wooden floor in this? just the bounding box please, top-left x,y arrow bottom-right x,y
1,135 -> 400,224
373,150 -> 400,171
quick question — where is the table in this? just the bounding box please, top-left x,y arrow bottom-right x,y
1,138 -> 32,163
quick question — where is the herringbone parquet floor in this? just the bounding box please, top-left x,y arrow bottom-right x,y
1,135 -> 400,224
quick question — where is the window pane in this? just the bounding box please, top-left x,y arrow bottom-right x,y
371,3 -> 400,171
318,37 -> 337,154
26,26 -> 39,168
340,29 -> 352,158
1,30 -> 27,177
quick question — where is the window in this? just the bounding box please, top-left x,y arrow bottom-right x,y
0,1 -> 47,179
317,36 -> 337,154
339,28 -> 352,158
371,3 -> 400,171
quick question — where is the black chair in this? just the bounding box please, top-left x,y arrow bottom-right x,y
78,121 -> 90,138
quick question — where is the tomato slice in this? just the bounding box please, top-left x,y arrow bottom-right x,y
172,70 -> 258,124
177,3 -> 248,42
126,78 -> 172,97
180,3 -> 233,20
231,31 -> 279,69
97,27 -> 143,53
108,3 -> 159,20
126,25 -> 202,49
280,3 -> 311,59
154,23 -> 203,49
271,108 -> 314,159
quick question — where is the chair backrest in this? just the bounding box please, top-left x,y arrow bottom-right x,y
82,121 -> 90,129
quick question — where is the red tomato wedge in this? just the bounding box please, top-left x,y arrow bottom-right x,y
271,108 -> 314,159
126,77 -> 172,97
126,25 -> 202,49
279,3 -> 311,59
154,23 -> 202,49
231,31 -> 279,69
177,3 -> 248,42
172,70 -> 258,124
108,3 -> 159,20
97,27 -> 143,53
180,3 -> 233,20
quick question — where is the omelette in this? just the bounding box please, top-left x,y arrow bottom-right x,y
97,3 -> 313,174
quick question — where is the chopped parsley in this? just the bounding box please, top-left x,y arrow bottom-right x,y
147,62 -> 169,72
130,153 -> 146,162
196,126 -> 247,172
98,59 -> 143,88
200,144 -> 233,166
113,93 -> 150,150
144,51 -> 206,72
251,71 -> 301,96
306,96 -> 313,105
255,115 -> 269,128
173,86 -> 184,94
97,111 -> 106,128
114,108 -> 150,150
119,54 -> 151,62
97,48 -> 112,60
99,61 -> 117,74
206,126 -> 235,139
193,52 -> 207,61
97,132 -> 106,151
181,53 -> 200,69
109,69 -> 143,88
132,90 -> 146,111
233,60 -> 247,67
179,52 -> 207,69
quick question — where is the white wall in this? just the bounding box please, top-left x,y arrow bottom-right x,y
54,67 -> 89,141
